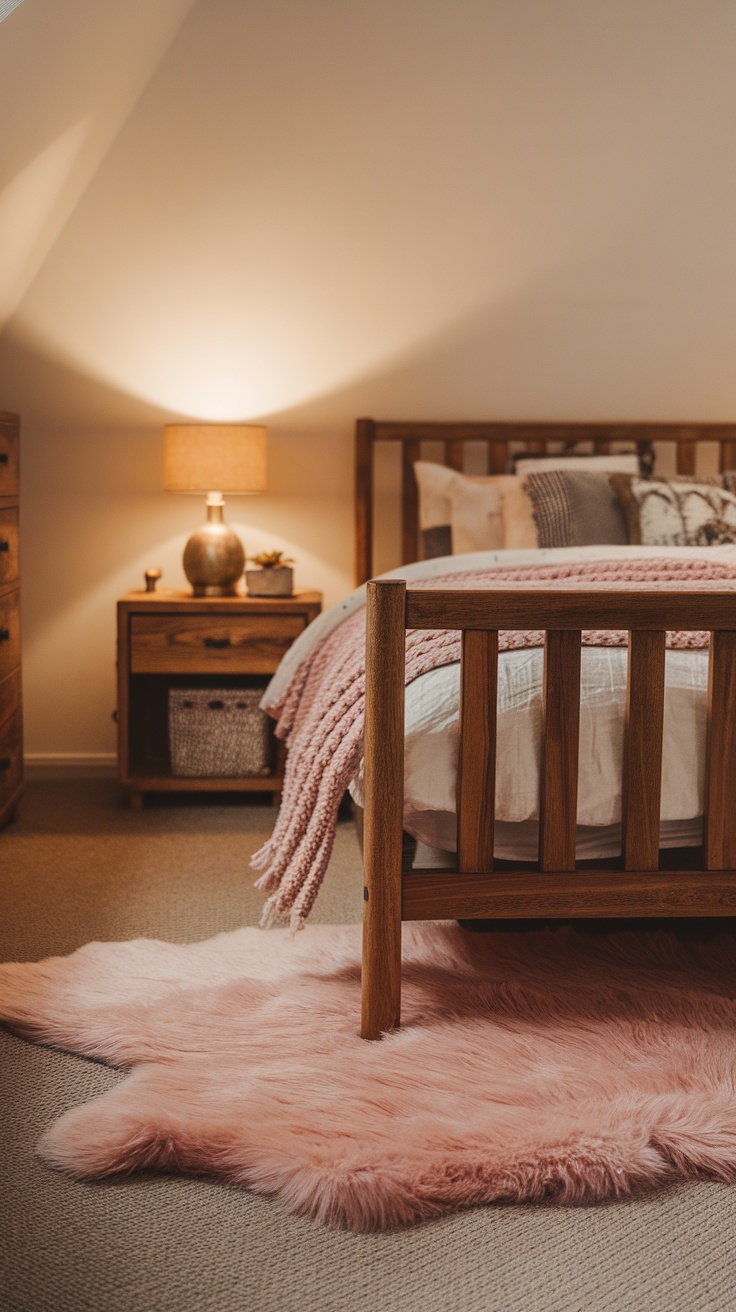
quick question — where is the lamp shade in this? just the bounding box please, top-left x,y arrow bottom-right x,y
164,424 -> 267,494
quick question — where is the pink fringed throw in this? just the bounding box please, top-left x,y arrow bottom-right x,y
252,557 -> 736,928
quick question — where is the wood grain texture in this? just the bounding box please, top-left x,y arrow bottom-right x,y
539,630 -> 581,871
444,441 -> 465,471
129,613 -> 304,675
677,439 -> 697,475
0,508 -> 19,588
487,440 -> 507,473
401,438 -> 421,566
118,591 -> 321,802
0,667 -> 21,733
720,441 -> 736,472
0,705 -> 22,819
119,774 -> 284,793
355,418 -> 375,585
406,589 -> 736,632
361,580 -> 406,1040
0,589 -> 20,681
457,630 -> 498,872
705,630 -> 736,869
118,589 -> 322,615
0,416 -> 19,499
402,867 -> 736,920
622,630 -> 666,870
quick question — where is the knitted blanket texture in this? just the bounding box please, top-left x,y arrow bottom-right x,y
251,557 -> 736,929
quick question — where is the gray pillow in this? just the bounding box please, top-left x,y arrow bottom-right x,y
524,470 -> 629,548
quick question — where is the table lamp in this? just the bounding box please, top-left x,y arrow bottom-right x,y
164,423 -> 267,596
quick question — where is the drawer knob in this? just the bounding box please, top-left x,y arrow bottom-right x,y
0,541 -> 8,552
0,628 -> 9,642
0,757 -> 10,772
0,453 -> 7,465
204,636 -> 231,649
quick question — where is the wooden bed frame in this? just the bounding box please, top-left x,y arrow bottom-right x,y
356,420 -> 736,1039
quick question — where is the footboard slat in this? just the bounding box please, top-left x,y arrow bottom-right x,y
402,868 -> 736,921
539,630 -> 581,872
457,630 -> 498,872
705,630 -> 736,870
622,630 -> 666,870
362,580 -> 406,1039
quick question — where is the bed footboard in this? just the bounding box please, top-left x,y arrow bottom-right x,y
360,579 -> 736,1039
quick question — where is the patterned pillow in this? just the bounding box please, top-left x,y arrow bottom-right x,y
523,470 -> 629,548
611,474 -> 736,546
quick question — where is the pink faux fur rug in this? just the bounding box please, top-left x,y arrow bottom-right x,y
3,920 -> 736,1231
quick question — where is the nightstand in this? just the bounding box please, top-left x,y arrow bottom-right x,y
116,588 -> 322,808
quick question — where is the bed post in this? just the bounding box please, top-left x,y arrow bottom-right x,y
361,579 -> 406,1039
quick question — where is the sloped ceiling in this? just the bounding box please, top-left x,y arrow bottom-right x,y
0,0 -> 196,330
3,0 -> 736,426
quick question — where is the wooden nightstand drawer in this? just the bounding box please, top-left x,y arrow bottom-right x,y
0,421 -> 19,498
0,707 -> 22,811
0,507 -> 19,588
129,613 -> 306,675
0,589 -> 20,680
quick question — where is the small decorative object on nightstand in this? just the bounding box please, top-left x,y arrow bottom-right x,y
245,551 -> 295,597
116,586 -> 322,808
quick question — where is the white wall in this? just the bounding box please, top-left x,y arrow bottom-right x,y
2,0 -> 736,758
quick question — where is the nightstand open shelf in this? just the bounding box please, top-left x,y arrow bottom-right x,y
117,589 -> 322,807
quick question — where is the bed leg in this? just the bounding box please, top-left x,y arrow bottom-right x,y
360,579 -> 406,1040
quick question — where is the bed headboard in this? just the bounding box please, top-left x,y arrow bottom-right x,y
354,419 -> 736,585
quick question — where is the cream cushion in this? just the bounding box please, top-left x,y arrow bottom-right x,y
413,461 -> 513,553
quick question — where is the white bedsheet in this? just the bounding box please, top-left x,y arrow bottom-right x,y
350,647 -> 708,858
262,544 -> 736,862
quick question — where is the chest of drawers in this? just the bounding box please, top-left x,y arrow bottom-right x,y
0,411 -> 22,829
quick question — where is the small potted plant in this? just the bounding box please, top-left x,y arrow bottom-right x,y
245,550 -> 295,597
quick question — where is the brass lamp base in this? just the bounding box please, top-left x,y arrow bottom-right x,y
182,495 -> 245,597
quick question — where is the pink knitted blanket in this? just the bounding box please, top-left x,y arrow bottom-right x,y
252,557 -> 736,929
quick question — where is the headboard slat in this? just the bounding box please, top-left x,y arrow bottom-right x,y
355,419 -> 736,584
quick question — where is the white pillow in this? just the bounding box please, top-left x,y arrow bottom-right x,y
445,475 -> 513,553
413,461 -> 457,530
413,461 -> 512,552
501,479 -> 538,549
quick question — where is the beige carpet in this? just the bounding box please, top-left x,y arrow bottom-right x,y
1,782 -> 736,1312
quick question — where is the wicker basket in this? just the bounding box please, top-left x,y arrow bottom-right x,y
168,688 -> 271,778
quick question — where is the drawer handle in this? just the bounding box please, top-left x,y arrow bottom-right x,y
0,453 -> 7,465
0,757 -> 10,772
0,541 -> 8,552
204,636 -> 231,649
0,628 -> 9,642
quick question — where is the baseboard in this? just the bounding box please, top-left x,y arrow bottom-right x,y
24,753 -> 118,781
